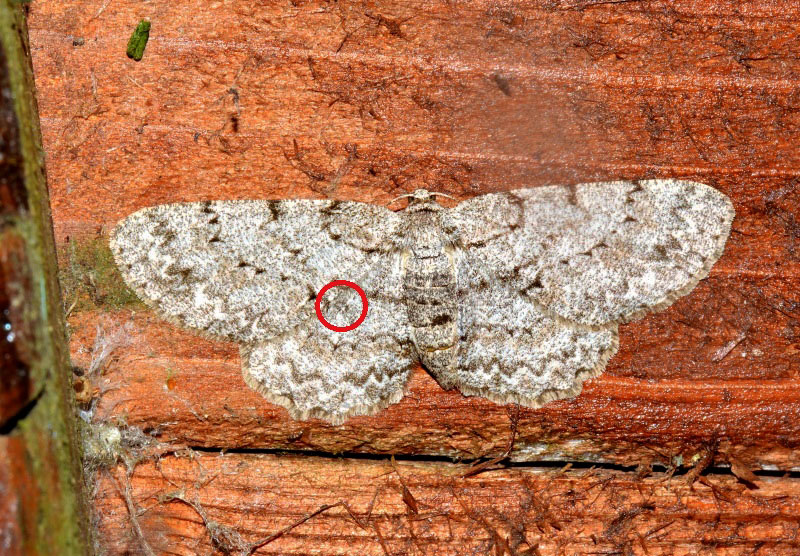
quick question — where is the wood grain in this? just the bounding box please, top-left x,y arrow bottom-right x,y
70,306 -> 800,469
26,0 -> 800,552
95,452 -> 800,556
30,0 -> 800,465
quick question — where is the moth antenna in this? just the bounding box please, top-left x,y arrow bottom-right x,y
387,193 -> 416,206
388,190 -> 455,206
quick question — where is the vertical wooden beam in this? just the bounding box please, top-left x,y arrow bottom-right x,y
0,2 -> 90,554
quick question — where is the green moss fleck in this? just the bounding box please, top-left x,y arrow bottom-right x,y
59,237 -> 142,313
126,20 -> 150,61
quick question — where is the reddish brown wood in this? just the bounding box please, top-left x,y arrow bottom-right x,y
95,452 -> 800,556
0,0 -> 33,430
0,2 -> 90,553
26,0 -> 800,552
30,0 -> 800,463
69,308 -> 800,469
0,438 -> 34,555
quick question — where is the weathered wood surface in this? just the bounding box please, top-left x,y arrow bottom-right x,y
95,453 -> 800,555
0,2 -> 90,554
69,308 -> 800,471
25,0 -> 800,553
29,0 -> 800,467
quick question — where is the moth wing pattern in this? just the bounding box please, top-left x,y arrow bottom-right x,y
454,282 -> 618,407
446,179 -> 733,406
110,199 -> 405,343
450,179 -> 735,327
243,295 -> 416,424
111,199 -> 417,423
110,180 -> 735,422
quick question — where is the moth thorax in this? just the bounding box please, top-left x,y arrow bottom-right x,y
405,196 -> 443,213
408,223 -> 446,259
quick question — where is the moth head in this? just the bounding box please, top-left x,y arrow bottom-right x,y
390,189 -> 454,212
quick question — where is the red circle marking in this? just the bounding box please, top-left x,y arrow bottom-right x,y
315,280 -> 368,332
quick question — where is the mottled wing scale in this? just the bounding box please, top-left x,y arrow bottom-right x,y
451,180 -> 734,327
111,180 -> 734,422
447,179 -> 734,406
111,199 -> 416,422
526,180 -> 734,327
243,297 -> 414,423
455,283 -> 618,407
111,200 -> 405,341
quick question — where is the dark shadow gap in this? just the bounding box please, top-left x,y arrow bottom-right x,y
183,445 -> 800,479
0,387 -> 43,435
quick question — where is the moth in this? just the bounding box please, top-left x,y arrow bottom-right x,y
111,180 -> 734,424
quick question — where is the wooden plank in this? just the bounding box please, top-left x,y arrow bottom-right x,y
28,0 -> 800,553
28,0 -> 800,469
0,2 -> 90,554
95,452 -> 800,555
28,2 -> 800,242
69,303 -> 800,469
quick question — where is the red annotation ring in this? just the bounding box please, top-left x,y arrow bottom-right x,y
315,280 -> 368,332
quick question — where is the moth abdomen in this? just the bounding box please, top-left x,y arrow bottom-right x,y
402,212 -> 460,381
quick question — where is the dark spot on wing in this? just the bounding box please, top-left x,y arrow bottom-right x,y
268,201 -> 280,221
431,314 -> 453,326
567,184 -> 579,206
158,230 -> 176,246
579,240 -> 610,256
322,200 -> 343,215
626,182 -> 645,204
